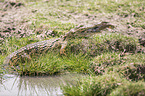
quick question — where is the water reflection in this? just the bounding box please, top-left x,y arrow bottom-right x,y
0,73 -> 85,96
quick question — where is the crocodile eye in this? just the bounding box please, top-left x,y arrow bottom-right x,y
108,25 -> 115,29
94,26 -> 99,29
109,26 -> 112,28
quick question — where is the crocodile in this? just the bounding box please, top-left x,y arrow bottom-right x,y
3,22 -> 114,70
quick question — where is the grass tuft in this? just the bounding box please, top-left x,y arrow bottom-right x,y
10,52 -> 91,76
91,52 -> 123,75
109,81 -> 145,96
62,73 -> 126,96
106,53 -> 145,81
67,33 -> 140,56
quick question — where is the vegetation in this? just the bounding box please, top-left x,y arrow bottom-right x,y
0,0 -> 145,95
62,73 -> 127,96
109,81 -> 145,96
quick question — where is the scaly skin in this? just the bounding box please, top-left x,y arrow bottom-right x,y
3,22 -> 114,69
63,22 -> 114,40
3,38 -> 63,69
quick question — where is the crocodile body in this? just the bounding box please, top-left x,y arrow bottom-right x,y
3,22 -> 114,69
3,38 -> 63,69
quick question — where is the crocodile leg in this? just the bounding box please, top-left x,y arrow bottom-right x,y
60,41 -> 67,55
10,53 -> 31,66
21,53 -> 32,60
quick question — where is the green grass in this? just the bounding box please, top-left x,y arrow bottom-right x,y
13,52 -> 91,76
109,81 -> 145,96
62,72 -> 127,96
91,52 -> 123,75
66,33 -> 140,56
106,53 -> 145,81
2,33 -> 141,76
62,73 -> 145,96
1,35 -> 40,55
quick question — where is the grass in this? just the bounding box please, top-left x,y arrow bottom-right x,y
91,52 -> 123,75
1,0 -> 145,95
62,73 -> 145,96
109,81 -> 145,96
67,33 -> 140,56
15,52 -> 91,76
106,53 -> 145,81
62,72 -> 127,96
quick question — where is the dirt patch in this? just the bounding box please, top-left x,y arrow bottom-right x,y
0,1 -> 33,42
2,0 -> 24,10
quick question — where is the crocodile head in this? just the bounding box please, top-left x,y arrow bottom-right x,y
84,22 -> 115,32
63,22 -> 115,40
97,22 -> 115,30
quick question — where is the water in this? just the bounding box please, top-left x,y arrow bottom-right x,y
0,73 -> 85,96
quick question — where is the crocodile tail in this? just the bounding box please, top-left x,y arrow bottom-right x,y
3,53 -> 14,69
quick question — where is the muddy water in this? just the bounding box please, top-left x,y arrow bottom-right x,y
0,73 -> 85,96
